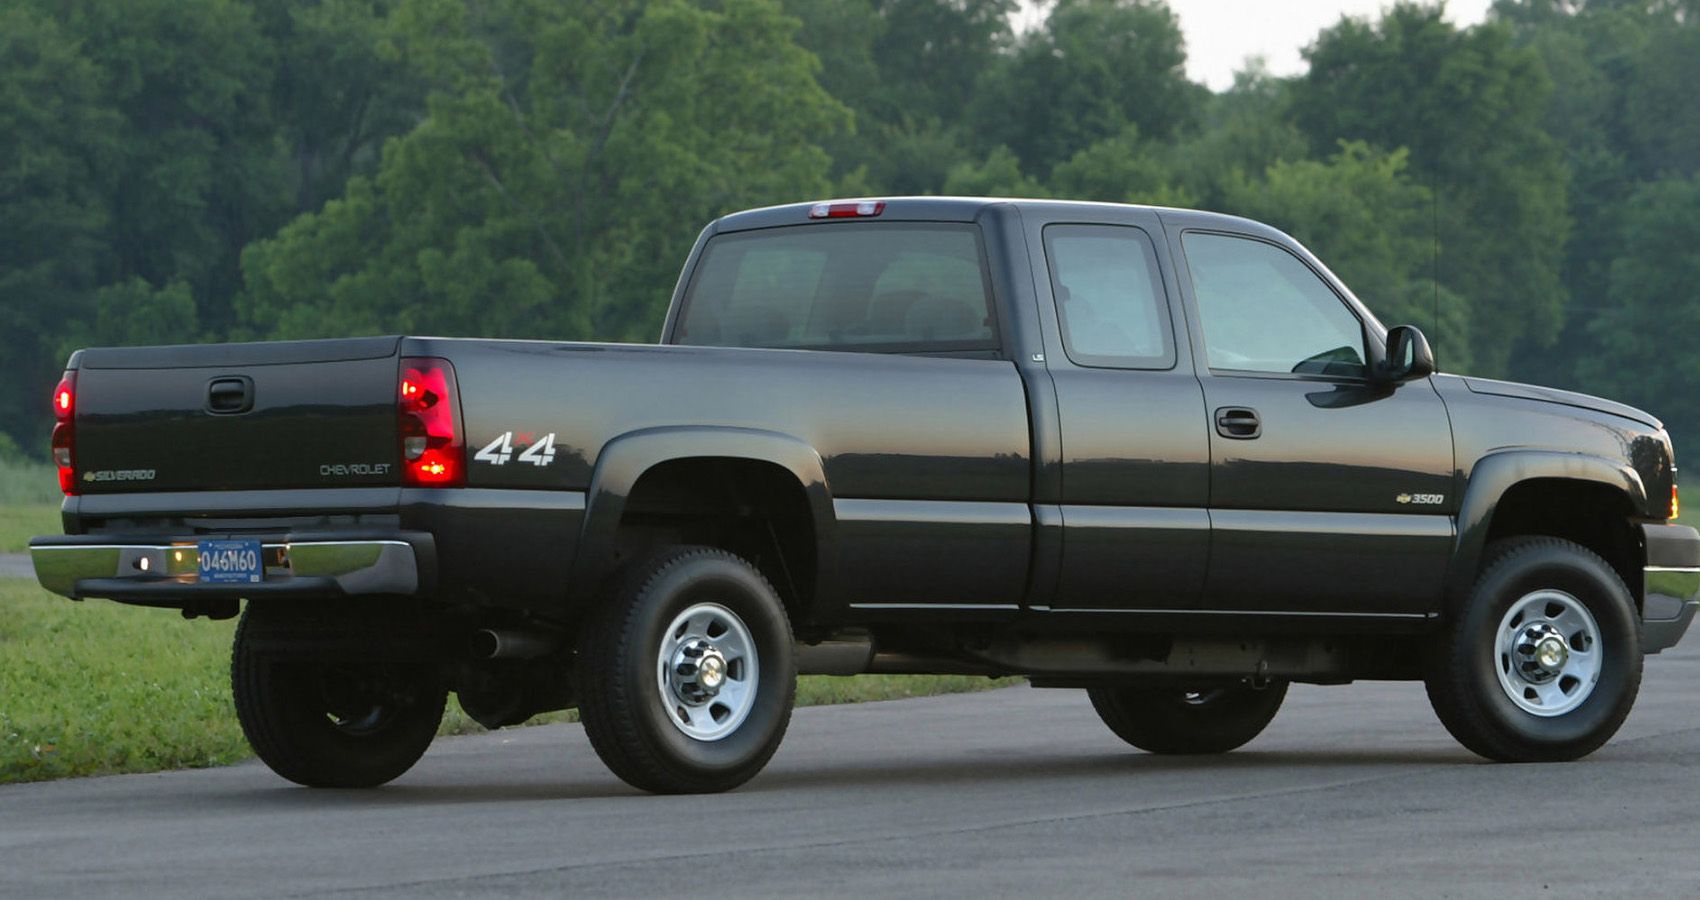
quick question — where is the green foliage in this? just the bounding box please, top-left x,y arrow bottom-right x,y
1051,125 -> 1197,208
943,146 -> 1049,197
0,5 -> 119,457
240,0 -> 848,343
971,0 -> 1197,174
1577,174 -> 1700,451
1290,3 -> 1569,376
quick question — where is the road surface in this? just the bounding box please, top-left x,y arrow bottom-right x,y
2,641 -> 1697,898
0,553 -> 31,580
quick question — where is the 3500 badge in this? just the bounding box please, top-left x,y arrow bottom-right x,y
474,431 -> 557,467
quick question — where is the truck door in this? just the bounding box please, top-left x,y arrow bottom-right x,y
1169,224 -> 1455,617
1025,207 -> 1212,612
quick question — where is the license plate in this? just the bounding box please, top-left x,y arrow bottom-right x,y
198,539 -> 263,584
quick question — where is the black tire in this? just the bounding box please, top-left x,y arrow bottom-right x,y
231,604 -> 446,788
1088,681 -> 1288,755
575,546 -> 795,794
1425,537 -> 1642,762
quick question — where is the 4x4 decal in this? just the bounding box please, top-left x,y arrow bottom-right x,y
474,431 -> 557,467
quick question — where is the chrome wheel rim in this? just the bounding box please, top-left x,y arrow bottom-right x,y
1494,590 -> 1601,717
656,602 -> 758,741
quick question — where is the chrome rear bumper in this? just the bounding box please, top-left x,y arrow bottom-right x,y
29,533 -> 432,604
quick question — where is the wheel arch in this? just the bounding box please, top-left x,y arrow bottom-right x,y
571,426 -> 837,619
1450,450 -> 1649,608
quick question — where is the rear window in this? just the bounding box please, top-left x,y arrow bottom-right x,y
674,223 -> 998,353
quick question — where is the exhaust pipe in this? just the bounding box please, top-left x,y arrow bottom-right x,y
469,628 -> 563,660
795,634 -> 875,675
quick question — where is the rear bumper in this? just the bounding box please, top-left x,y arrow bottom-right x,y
1642,523 -> 1700,654
28,531 -> 435,606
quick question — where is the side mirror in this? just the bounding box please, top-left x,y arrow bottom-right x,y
1379,324 -> 1435,384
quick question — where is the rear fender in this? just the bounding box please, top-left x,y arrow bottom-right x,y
571,426 -> 836,607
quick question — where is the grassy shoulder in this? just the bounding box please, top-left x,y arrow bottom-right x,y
0,580 -> 1013,784
0,503 -> 62,553
0,458 -> 63,553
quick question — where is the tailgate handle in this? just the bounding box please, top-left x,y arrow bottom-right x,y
206,376 -> 254,415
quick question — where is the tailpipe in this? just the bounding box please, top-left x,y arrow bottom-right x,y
469,628 -> 563,661
795,633 -> 875,675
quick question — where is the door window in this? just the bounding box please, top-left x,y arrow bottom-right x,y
1182,233 -> 1367,378
1043,225 -> 1175,369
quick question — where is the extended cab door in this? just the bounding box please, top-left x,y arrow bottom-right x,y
1021,204 -> 1212,612
1165,219 -> 1455,618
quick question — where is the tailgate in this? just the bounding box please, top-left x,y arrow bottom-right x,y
72,336 -> 403,493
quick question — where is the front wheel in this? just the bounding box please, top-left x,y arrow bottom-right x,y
1425,537 -> 1642,762
575,546 -> 795,794
232,605 -> 446,788
1088,681 -> 1288,755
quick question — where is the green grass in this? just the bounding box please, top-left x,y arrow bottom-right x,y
0,458 -> 63,553
0,458 -> 61,506
0,504 -> 62,553
0,580 -> 1013,784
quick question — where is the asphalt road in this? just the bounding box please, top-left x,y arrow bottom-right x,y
3,642 -> 1697,898
0,554 -> 31,580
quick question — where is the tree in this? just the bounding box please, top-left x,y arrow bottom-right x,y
241,0 -> 849,344
970,0 -> 1198,176
1291,3 -> 1569,376
253,0 -> 428,214
1161,64 -> 1310,210
1050,125 -> 1196,208
0,6 -> 119,454
783,0 -> 1015,194
1578,174 -> 1700,453
53,0 -> 285,337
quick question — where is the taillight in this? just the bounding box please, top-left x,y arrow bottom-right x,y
52,371 -> 76,495
398,357 -> 464,487
808,200 -> 885,219
1672,483 -> 1680,520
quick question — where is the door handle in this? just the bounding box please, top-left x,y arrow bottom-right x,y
1215,407 -> 1261,439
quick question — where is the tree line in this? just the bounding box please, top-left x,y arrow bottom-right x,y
3,0 -> 1697,458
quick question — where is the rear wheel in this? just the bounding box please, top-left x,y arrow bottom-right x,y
1088,681 -> 1288,755
1425,537 -> 1641,762
575,546 -> 796,794
232,604 -> 446,788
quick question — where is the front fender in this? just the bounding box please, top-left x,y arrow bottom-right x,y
570,425 -> 836,605
1448,450 -> 1648,601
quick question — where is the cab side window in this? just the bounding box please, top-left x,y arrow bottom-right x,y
1044,224 -> 1175,369
1182,233 -> 1367,378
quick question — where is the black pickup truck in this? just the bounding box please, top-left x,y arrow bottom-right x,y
30,197 -> 1700,793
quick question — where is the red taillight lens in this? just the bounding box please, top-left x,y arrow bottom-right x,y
53,376 -> 74,420
51,371 -> 76,495
398,357 -> 463,487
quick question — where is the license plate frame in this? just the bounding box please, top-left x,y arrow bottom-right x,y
197,539 -> 264,584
